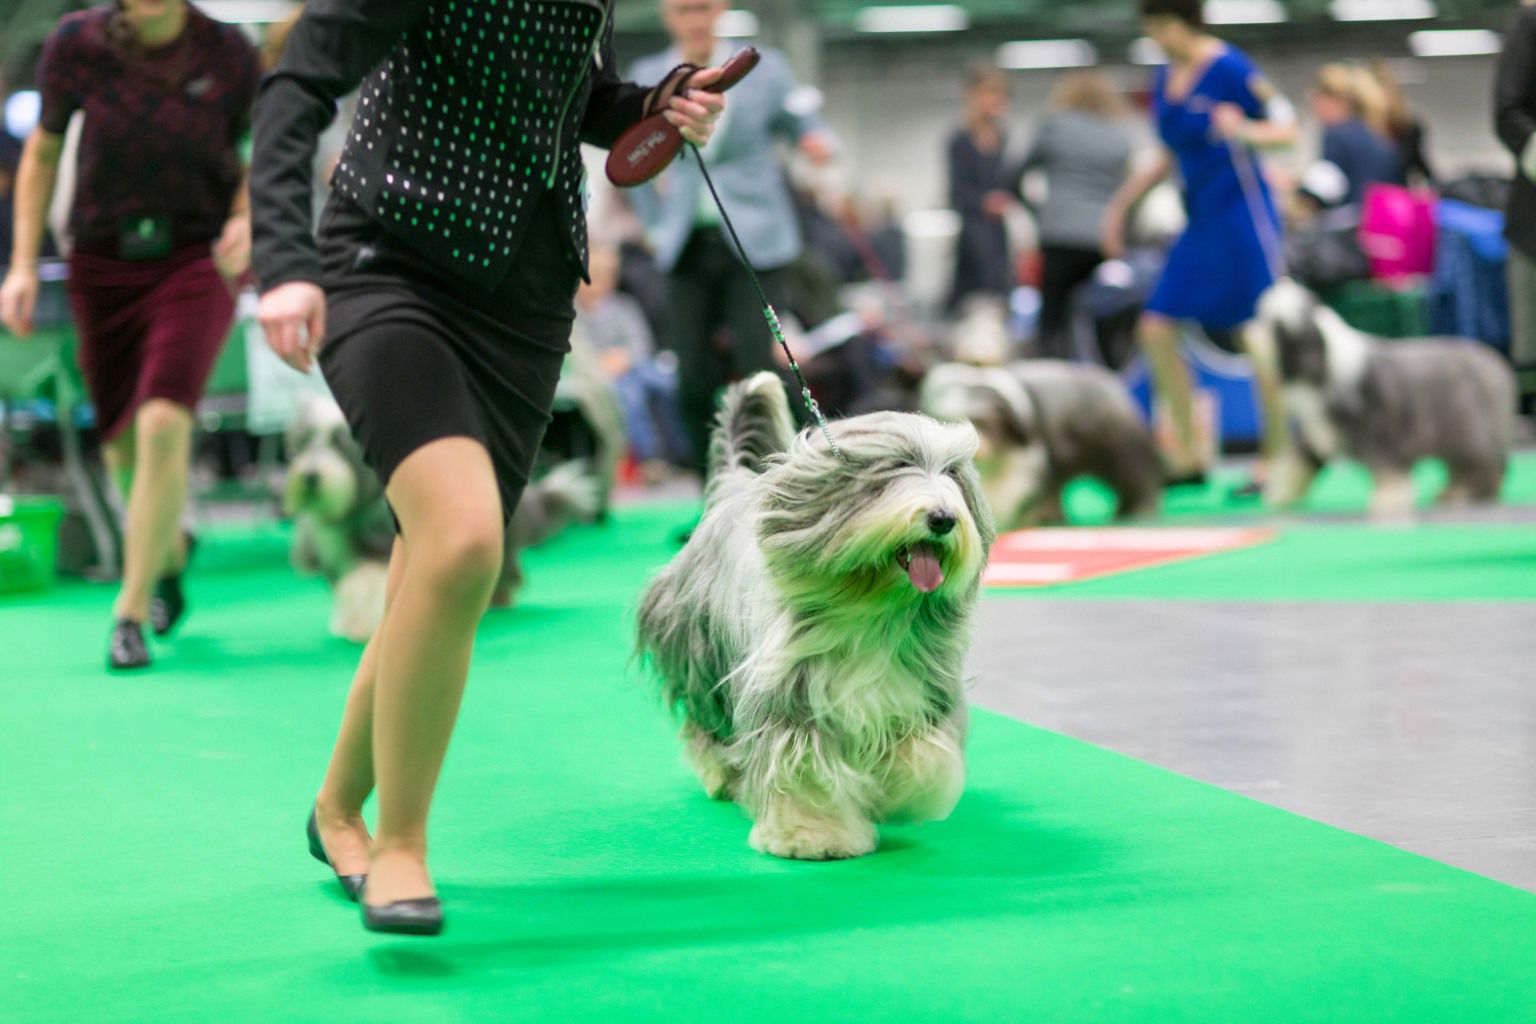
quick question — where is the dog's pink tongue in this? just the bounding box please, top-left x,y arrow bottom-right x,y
906,544 -> 944,593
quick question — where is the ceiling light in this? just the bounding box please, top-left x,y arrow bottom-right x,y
1203,0 -> 1287,25
1329,0 -> 1436,21
854,5 -> 969,33
997,39 -> 1097,70
1408,28 -> 1502,57
717,9 -> 758,37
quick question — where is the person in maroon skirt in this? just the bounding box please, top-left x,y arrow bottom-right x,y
0,0 -> 260,670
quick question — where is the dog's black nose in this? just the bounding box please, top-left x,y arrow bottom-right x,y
927,510 -> 957,536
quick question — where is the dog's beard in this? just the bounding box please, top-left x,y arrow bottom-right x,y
284,448 -> 361,523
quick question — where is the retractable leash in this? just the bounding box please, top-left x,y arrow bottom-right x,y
689,148 -> 844,461
606,47 -> 845,462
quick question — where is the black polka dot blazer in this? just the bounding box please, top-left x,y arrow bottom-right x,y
251,0 -> 649,292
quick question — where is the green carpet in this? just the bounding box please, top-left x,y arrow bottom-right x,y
989,523 -> 1536,601
3,508 -> 1534,1023
1063,452 -> 1536,524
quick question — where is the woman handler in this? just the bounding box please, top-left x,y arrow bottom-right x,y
1,0 -> 260,670
252,0 -> 724,935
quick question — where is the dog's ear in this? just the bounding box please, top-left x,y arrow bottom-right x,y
983,383 -> 1036,448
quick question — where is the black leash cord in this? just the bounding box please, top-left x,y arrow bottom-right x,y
689,145 -> 844,462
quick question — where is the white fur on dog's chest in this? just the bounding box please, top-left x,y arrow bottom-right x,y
804,640 -> 935,746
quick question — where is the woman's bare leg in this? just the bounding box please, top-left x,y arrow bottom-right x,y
1138,313 -> 1203,474
311,537 -> 406,877
1238,322 -> 1290,470
366,437 -> 504,906
112,399 -> 193,622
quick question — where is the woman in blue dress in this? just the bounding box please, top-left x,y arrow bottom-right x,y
1101,0 -> 1297,480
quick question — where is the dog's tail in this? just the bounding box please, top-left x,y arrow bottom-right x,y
708,372 -> 795,482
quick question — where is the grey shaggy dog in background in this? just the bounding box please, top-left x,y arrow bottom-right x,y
285,397 -> 600,642
637,372 -> 995,861
1254,279 -> 1516,518
920,360 -> 1163,528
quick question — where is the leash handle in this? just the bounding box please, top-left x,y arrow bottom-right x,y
689,146 -> 844,462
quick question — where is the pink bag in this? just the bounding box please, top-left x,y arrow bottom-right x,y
1358,183 -> 1436,283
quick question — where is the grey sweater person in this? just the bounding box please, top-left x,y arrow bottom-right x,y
1015,111 -> 1133,252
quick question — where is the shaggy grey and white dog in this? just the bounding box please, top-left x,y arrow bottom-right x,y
637,372 -> 995,861
920,360 -> 1162,529
285,398 -> 600,642
1253,279 -> 1516,517
284,397 -> 395,643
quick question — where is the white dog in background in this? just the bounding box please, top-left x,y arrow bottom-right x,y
638,373 -> 995,861
285,398 -> 601,642
921,360 -> 1162,528
1253,279 -> 1516,518
284,398 -> 395,643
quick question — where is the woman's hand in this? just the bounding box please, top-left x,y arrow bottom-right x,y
258,280 -> 327,373
213,215 -> 252,283
0,266 -> 40,337
1210,102 -> 1250,143
663,66 -> 727,147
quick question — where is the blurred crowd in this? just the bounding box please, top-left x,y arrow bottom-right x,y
2,0 -> 1534,500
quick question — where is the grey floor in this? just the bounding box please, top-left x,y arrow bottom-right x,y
968,600 -> 1536,891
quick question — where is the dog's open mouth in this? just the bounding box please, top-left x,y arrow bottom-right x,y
896,542 -> 945,593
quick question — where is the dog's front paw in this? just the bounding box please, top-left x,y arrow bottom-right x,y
749,813 -> 877,861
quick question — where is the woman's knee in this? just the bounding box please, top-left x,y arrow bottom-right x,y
134,400 -> 193,461
412,515 -> 504,601
1137,314 -> 1179,353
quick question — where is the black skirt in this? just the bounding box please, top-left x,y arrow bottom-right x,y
315,192 -> 579,525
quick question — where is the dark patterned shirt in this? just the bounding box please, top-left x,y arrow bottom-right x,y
38,5 -> 261,254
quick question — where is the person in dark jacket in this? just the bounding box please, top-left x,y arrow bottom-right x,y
250,0 -> 724,935
946,64 -> 1014,310
1495,0 -> 1536,414
1311,63 -> 1404,207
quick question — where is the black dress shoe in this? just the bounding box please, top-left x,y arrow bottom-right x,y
108,618 -> 151,671
1164,469 -> 1210,489
151,533 -> 197,636
362,896 -> 444,936
306,809 -> 367,902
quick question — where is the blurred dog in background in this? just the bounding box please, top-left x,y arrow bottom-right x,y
1254,279 -> 1515,518
920,360 -> 1162,529
283,398 -> 394,643
285,397 -> 601,641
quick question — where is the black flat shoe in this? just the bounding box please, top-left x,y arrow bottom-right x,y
362,896 -> 444,936
1164,469 -> 1209,489
306,809 -> 367,902
108,618 -> 151,671
151,533 -> 197,636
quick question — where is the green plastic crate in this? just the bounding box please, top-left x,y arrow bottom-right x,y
1323,280 -> 1429,339
0,496 -> 65,594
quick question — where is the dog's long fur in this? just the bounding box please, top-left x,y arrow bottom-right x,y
1254,279 -> 1516,517
920,360 -> 1162,528
637,373 -> 994,860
